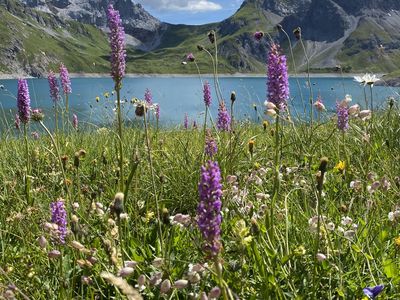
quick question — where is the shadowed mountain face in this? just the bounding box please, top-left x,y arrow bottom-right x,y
2,0 -> 400,76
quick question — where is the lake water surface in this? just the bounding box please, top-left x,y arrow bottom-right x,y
0,76 -> 398,130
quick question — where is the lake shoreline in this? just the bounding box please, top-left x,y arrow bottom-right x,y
0,72 -> 385,80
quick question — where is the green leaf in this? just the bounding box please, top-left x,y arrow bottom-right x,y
352,244 -> 361,253
383,259 -> 398,278
336,288 -> 345,297
281,255 -> 290,265
380,230 -> 389,242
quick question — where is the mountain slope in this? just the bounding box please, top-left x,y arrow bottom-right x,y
217,0 -> 400,73
2,0 -> 400,76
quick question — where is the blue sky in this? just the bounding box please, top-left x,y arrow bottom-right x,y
136,0 -> 244,25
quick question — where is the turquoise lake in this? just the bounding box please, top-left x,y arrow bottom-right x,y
0,76 -> 398,131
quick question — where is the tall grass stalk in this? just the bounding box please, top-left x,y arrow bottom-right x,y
116,88 -> 124,192
143,110 -> 163,253
23,123 -> 31,205
280,27 -> 306,116
299,36 -> 314,128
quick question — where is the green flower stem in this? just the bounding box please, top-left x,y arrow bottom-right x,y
39,121 -> 71,200
299,37 -> 314,129
54,104 -> 59,134
280,28 -> 306,115
23,123 -> 31,205
116,88 -> 124,192
270,113 -> 281,238
65,93 -> 69,114
143,110 -> 164,254
214,257 -> 229,300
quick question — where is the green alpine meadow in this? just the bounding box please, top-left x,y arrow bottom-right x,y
1,1 -> 400,299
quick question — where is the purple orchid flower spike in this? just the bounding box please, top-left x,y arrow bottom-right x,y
363,285 -> 384,299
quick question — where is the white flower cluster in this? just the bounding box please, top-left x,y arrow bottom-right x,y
169,213 -> 192,228
308,215 -> 358,240
337,216 -> 358,240
388,210 -> 400,222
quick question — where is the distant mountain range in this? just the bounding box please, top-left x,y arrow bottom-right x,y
1,0 -> 400,77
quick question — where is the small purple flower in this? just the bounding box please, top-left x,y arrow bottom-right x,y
205,130 -> 218,157
144,88 -> 153,105
15,114 -> 20,130
193,120 -> 198,129
184,113 -> 188,129
48,71 -> 60,102
50,200 -> 68,244
187,53 -> 195,62
59,64 -> 72,95
217,101 -> 231,131
336,102 -> 349,131
107,4 -> 126,85
203,81 -> 212,107
17,79 -> 31,124
267,43 -> 289,110
72,114 -> 78,130
197,161 -> 223,257
31,132 -> 39,140
254,31 -> 264,41
363,285 -> 384,299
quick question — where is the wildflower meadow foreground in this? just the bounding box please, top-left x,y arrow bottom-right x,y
1,5 -> 400,300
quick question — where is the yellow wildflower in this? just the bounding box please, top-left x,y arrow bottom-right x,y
233,220 -> 253,247
248,139 -> 255,156
394,236 -> 400,247
335,161 -> 346,173
143,211 -> 155,223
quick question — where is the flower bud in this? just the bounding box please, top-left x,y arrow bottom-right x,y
209,287 -> 221,298
137,274 -> 146,286
348,104 -> 360,115
37,236 -> 47,249
230,91 -> 236,103
293,27 -> 301,40
71,241 -> 85,251
160,279 -> 171,294
112,192 -> 124,217
135,104 -> 146,117
264,101 -> 277,110
187,53 -> 195,62
316,253 -> 327,262
266,109 -> 277,117
31,108 -> 44,122
124,261 -> 138,268
48,250 -> 61,259
359,110 -> 372,120
208,31 -> 215,44
152,257 -> 164,268
254,31 -> 264,41
118,267 -> 135,278
174,279 -> 189,289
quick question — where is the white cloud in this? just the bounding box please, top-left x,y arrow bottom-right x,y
137,0 -> 222,12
